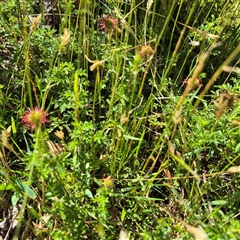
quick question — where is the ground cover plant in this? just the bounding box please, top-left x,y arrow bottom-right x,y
0,0 -> 240,239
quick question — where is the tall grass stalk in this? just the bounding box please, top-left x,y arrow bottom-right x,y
0,0 -> 239,238
13,128 -> 44,239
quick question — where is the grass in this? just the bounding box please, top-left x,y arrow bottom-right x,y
0,0 -> 240,239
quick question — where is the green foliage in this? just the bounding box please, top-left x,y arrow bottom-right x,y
0,0 -> 239,239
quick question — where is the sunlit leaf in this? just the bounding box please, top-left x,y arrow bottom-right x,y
210,200 -> 227,205
119,229 -> 129,240
123,135 -> 141,141
185,224 -> 208,240
121,208 -> 127,222
85,189 -> 93,198
227,166 -> 240,173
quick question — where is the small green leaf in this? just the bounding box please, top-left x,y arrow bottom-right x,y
235,143 -> 240,153
11,193 -> 19,207
11,116 -> 17,136
0,183 -> 14,191
123,135 -> 141,141
121,208 -> 127,222
15,179 -> 36,199
28,206 -> 40,219
211,200 -> 227,205
85,189 -> 93,198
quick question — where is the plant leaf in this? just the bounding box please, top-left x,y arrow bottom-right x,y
227,166 -> 240,173
185,224 -> 208,240
15,179 -> 36,199
119,229 -> 129,240
123,135 -> 141,141
85,189 -> 93,198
